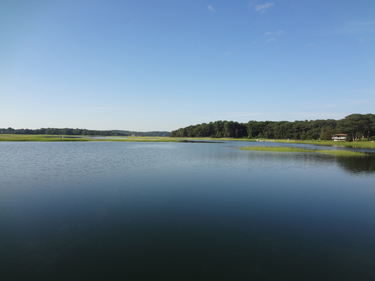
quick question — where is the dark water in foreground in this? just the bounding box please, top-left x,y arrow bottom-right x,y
1,141 -> 375,281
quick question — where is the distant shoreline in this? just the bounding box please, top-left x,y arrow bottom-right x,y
0,134 -> 177,142
1,134 -> 375,149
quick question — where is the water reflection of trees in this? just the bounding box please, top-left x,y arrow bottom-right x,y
242,151 -> 375,174
335,156 -> 375,174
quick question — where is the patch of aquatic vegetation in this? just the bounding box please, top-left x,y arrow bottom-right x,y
314,150 -> 367,157
239,146 -> 367,157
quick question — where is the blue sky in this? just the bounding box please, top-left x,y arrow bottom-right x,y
1,0 -> 374,131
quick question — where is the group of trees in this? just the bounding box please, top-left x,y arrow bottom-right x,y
170,121 -> 248,139
0,127 -> 170,137
170,114 -> 375,141
3,114 -> 374,141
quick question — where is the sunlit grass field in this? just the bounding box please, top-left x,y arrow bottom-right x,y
0,134 -> 88,141
239,146 -> 368,157
0,134 -> 178,142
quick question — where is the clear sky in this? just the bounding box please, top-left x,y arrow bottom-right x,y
1,0 -> 374,131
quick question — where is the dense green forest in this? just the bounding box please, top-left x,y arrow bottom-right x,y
0,128 -> 170,137
170,114 -> 375,141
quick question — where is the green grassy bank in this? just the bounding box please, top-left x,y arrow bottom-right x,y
2,134 -> 375,149
270,139 -> 375,149
175,137 -> 375,149
239,146 -> 368,157
0,134 -> 180,142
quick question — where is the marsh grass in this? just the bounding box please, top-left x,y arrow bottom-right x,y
0,134 -> 90,141
172,137 -> 375,148
0,134 -> 182,142
270,139 -> 375,149
2,134 -> 374,149
239,146 -> 367,157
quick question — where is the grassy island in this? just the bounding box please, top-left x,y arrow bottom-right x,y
239,146 -> 367,157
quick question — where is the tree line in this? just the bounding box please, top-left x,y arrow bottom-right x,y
170,114 -> 375,141
0,128 -> 170,137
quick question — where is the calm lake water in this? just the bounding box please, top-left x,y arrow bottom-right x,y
1,141 -> 375,281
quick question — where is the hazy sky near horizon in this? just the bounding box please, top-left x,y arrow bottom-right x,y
1,0 -> 374,131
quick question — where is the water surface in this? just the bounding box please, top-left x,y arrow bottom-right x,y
1,141 -> 375,281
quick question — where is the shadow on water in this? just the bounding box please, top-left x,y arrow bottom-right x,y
242,150 -> 375,174
336,155 -> 375,174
